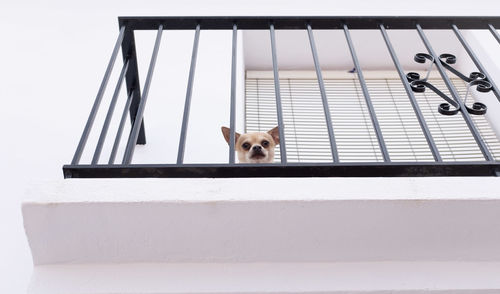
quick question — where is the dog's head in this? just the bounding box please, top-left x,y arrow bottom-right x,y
221,126 -> 280,163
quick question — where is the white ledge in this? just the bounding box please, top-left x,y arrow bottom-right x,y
29,262 -> 500,294
23,178 -> 500,265
24,177 -> 500,203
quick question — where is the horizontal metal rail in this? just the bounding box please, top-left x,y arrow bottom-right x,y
118,16 -> 500,30
65,16 -> 500,178
64,162 -> 500,178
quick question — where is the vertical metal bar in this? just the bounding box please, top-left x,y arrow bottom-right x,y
71,26 -> 125,165
229,23 -> 238,164
379,24 -> 442,162
176,24 -> 201,164
343,24 -> 390,162
270,23 -> 287,164
306,23 -> 339,162
488,24 -> 500,44
122,25 -> 163,164
416,24 -> 493,161
91,60 -> 129,165
121,26 -> 147,145
452,24 -> 500,103
109,92 -> 134,164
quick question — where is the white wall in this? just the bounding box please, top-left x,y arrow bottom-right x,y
244,30 -> 464,71
2,0 -> 500,293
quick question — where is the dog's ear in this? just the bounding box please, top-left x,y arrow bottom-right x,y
267,126 -> 280,145
221,126 -> 240,145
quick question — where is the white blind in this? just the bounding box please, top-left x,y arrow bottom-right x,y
245,72 -> 500,163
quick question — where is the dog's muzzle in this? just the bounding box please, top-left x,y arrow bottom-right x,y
250,145 -> 266,158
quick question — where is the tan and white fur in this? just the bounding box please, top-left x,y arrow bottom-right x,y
221,126 -> 280,163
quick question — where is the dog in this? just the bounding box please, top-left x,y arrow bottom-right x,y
221,126 -> 280,163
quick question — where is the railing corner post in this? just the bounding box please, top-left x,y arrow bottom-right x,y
120,25 -> 147,145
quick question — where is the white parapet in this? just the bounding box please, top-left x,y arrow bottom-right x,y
23,177 -> 500,293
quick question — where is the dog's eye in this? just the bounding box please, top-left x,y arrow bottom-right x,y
242,143 -> 250,150
262,140 -> 269,147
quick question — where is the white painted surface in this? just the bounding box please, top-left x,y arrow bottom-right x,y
247,70 -> 445,79
2,0 -> 500,293
23,177 -> 500,203
28,262 -> 500,294
23,178 -> 500,265
244,29 -> 464,70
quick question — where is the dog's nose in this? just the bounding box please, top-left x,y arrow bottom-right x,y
252,145 -> 262,151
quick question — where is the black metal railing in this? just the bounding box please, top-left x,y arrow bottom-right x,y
63,16 -> 500,178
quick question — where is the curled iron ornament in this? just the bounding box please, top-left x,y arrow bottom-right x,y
406,52 -> 490,115
407,73 -> 460,115
411,53 -> 435,81
463,80 -> 489,115
438,53 -> 491,115
439,53 -> 487,83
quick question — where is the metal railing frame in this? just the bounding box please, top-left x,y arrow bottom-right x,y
64,16 -> 500,178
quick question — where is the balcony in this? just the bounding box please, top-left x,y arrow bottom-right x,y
59,17 -> 500,178
61,16 -> 500,178
20,16 -> 500,294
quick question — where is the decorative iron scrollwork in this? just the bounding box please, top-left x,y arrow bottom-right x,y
406,53 -> 491,115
